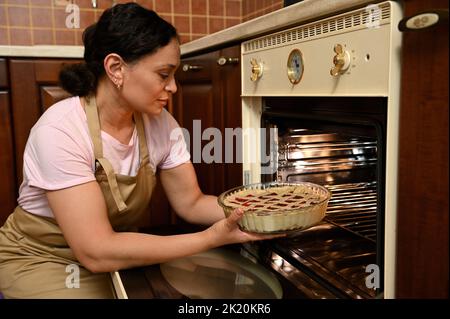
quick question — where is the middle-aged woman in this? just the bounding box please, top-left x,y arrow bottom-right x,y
0,3 -> 279,298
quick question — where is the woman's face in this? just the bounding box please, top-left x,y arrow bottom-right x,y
121,38 -> 180,116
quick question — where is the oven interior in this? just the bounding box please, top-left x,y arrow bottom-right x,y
244,96 -> 387,299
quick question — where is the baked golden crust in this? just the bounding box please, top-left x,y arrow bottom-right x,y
223,185 -> 327,213
218,182 -> 331,233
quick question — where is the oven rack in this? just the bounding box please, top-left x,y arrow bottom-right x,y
324,182 -> 378,242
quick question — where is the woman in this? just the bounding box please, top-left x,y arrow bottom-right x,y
0,3 -> 277,299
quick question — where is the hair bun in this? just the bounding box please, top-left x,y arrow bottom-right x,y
59,63 -> 96,97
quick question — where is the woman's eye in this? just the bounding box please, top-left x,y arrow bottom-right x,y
159,73 -> 169,79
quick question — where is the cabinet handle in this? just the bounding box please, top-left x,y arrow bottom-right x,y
217,57 -> 239,66
398,9 -> 448,32
182,64 -> 204,72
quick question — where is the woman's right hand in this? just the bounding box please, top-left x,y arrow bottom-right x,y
205,208 -> 285,247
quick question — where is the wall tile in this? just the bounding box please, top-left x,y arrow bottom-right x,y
6,0 -> 29,5
192,16 -> 207,34
53,7 -> 68,29
173,0 -> 189,15
31,7 -> 53,28
8,6 -> 30,27
10,28 -> 31,45
209,0 -> 224,16
33,29 -> 54,45
174,15 -> 189,34
75,0 -> 94,8
138,1 -> 154,10
225,17 -> 240,28
191,0 -> 206,16
75,29 -> 84,45
0,27 -> 8,45
0,6 -> 7,25
30,0 -> 53,6
209,17 -> 223,33
79,9 -> 95,30
55,29 -> 75,45
155,0 -> 171,14
226,0 -> 240,17
1,0 -> 284,45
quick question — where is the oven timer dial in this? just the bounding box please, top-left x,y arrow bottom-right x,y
250,58 -> 264,82
287,49 -> 304,85
330,44 -> 351,76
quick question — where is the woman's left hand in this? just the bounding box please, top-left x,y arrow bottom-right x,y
205,208 -> 285,247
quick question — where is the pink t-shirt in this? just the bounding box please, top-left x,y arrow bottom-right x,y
18,96 -> 190,218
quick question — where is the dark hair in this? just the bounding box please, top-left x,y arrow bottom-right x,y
59,3 -> 178,97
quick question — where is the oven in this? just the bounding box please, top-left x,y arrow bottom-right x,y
239,1 -> 403,299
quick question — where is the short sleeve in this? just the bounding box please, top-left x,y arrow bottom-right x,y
157,112 -> 191,170
24,125 -> 96,191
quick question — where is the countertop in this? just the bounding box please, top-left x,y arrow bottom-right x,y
0,0 -> 384,59
0,45 -> 84,58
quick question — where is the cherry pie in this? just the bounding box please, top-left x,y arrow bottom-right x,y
223,185 -> 326,212
219,183 -> 331,233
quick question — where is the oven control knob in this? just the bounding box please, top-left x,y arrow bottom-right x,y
250,58 -> 264,82
330,44 -> 351,77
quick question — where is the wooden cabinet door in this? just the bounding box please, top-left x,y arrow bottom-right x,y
9,59 -> 80,186
173,46 -> 242,198
396,0 -> 449,298
0,90 -> 16,226
218,45 -> 242,192
0,59 -> 17,226
173,50 -> 225,196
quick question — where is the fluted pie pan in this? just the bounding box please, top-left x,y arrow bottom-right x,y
218,182 -> 331,234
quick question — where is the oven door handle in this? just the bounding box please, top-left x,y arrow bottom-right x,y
398,9 -> 448,32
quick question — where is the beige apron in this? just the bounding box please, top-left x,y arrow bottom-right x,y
0,96 -> 156,298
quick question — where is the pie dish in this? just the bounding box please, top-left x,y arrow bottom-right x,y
218,182 -> 331,233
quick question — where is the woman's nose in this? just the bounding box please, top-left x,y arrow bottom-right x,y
165,77 -> 177,94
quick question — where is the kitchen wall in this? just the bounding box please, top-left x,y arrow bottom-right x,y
0,0 -> 282,46
242,0 -> 282,22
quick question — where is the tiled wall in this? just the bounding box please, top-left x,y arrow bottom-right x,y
242,0 -> 282,22
0,0 -> 283,46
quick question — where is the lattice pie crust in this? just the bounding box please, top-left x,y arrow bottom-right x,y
220,184 -> 330,233
223,185 -> 326,212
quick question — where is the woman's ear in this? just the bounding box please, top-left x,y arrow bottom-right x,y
103,53 -> 125,88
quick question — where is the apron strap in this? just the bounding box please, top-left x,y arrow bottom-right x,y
85,95 -> 104,159
133,112 -> 150,162
96,158 -> 128,212
84,95 -> 127,213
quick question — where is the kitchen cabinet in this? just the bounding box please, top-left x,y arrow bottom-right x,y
172,45 -> 243,200
0,59 -> 16,226
395,0 -> 449,298
0,58 -> 81,226
8,59 -> 77,186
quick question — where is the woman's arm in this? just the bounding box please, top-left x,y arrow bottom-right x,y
160,162 -> 225,225
47,179 -> 275,273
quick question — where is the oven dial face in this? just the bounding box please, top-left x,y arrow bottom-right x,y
287,49 -> 304,85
